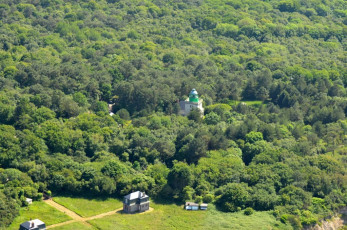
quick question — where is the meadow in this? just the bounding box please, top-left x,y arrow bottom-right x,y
53,196 -> 123,217
7,197 -> 294,230
7,201 -> 71,230
88,202 -> 292,230
51,222 -> 95,230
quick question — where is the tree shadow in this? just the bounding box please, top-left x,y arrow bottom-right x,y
52,192 -> 122,202
151,197 -> 183,206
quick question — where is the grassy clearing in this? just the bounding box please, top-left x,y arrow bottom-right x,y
89,201 -> 292,230
51,222 -> 95,230
7,201 -> 71,230
241,100 -> 264,106
204,206 -> 292,230
88,201 -> 205,230
228,100 -> 264,107
53,196 -> 122,217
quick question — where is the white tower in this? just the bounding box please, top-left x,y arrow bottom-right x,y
179,89 -> 204,116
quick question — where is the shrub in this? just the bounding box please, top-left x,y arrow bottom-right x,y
244,207 -> 254,215
280,214 -> 288,223
203,194 -> 214,203
195,196 -> 203,203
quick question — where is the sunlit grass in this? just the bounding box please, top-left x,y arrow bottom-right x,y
89,201 -> 292,230
53,196 -> 122,217
50,222 -> 95,230
8,201 -> 71,230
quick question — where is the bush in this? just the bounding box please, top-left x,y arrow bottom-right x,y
280,214 -> 288,223
195,196 -> 203,203
203,194 -> 214,203
244,207 -> 254,215
204,112 -> 220,125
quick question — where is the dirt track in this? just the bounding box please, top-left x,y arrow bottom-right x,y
44,199 -> 122,229
44,199 -> 153,229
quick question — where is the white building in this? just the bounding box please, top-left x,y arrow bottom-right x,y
19,219 -> 46,230
25,198 -> 32,205
179,89 -> 204,116
123,191 -> 150,213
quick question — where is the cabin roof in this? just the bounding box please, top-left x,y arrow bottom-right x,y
185,202 -> 199,206
124,191 -> 148,200
20,219 -> 45,229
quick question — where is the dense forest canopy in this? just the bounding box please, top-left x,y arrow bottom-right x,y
0,0 -> 346,229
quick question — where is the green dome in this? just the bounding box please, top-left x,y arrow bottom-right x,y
189,89 -> 199,103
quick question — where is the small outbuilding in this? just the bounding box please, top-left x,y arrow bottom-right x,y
25,198 -> 32,205
185,202 -> 199,210
123,191 -> 149,213
19,219 -> 46,230
200,203 -> 208,210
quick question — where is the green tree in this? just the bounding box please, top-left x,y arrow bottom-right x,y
216,183 -> 250,212
168,161 -> 193,192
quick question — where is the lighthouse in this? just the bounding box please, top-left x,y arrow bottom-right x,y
179,89 -> 204,116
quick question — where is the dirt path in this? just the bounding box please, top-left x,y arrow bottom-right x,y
84,208 -> 123,221
46,220 -> 78,229
44,199 -> 153,229
44,199 -> 93,229
44,199 -> 84,221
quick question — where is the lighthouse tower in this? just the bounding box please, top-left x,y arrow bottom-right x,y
179,89 -> 204,116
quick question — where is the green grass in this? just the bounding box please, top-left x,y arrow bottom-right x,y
204,206 -> 292,230
89,201 -> 292,230
10,199 -> 292,230
241,100 -> 264,106
53,196 -> 123,217
51,222 -> 95,230
7,201 -> 71,230
228,100 -> 265,107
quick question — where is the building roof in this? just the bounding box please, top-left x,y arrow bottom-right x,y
20,219 -> 45,230
200,203 -> 208,207
124,191 -> 148,200
189,89 -> 198,96
185,202 -> 199,206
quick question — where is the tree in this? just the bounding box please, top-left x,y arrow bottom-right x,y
116,109 -> 130,120
0,125 -> 21,167
245,131 -> 263,143
168,161 -> 193,192
187,108 -> 202,123
278,0 -> 299,12
0,191 -> 20,228
216,183 -> 250,212
101,160 -> 128,179
279,185 -> 312,209
242,140 -> 270,165
204,112 -> 220,125
152,141 -> 175,162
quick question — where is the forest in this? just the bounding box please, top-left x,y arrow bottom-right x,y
0,0 -> 346,229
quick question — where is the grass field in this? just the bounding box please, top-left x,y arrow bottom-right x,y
88,201 -> 292,230
232,100 -> 264,106
7,201 -> 71,230
8,198 -> 293,230
51,222 -> 95,230
53,196 -> 123,217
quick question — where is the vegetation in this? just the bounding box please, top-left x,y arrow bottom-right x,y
88,202 -> 290,230
0,0 -> 346,229
53,196 -> 122,217
7,201 -> 71,230
51,222 -> 94,230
